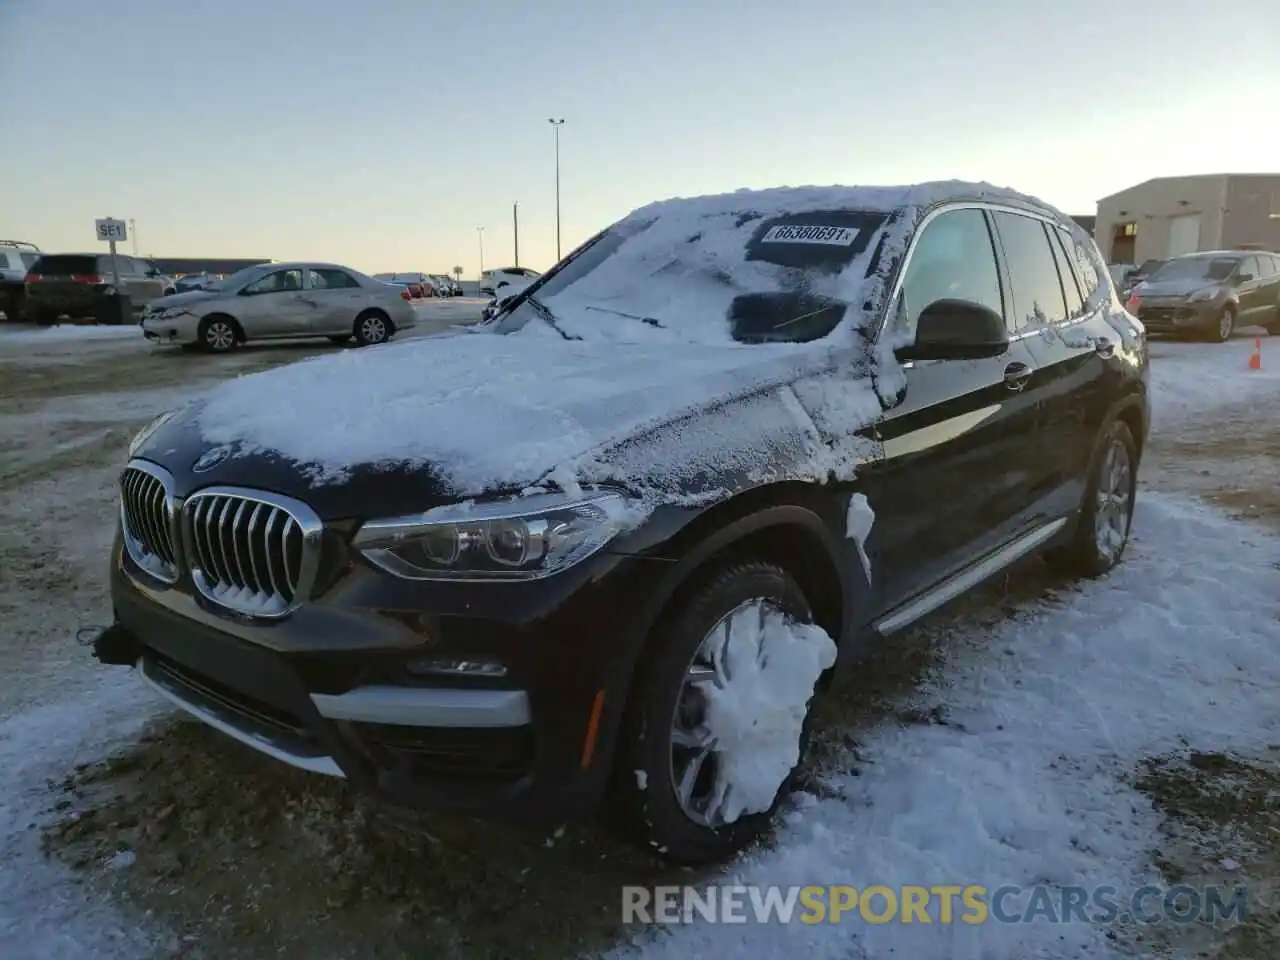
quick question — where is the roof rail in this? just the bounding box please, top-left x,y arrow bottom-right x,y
0,240 -> 40,252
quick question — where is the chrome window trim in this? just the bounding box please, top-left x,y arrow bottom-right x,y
879,201 -> 1099,368
873,200 -> 1065,349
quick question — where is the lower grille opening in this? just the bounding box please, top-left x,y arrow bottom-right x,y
148,653 -> 323,759
350,722 -> 534,782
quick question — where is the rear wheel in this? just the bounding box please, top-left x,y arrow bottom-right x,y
610,560 -> 830,864
1044,419 -> 1138,578
198,315 -> 238,353
353,309 -> 391,346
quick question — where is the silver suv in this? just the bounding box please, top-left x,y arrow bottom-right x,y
0,240 -> 41,321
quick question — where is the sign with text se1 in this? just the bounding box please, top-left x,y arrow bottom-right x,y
95,218 -> 128,242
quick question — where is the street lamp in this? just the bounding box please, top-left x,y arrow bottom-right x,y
548,118 -> 565,261
476,226 -> 486,278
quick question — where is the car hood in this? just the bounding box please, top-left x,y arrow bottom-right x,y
146,289 -> 220,310
132,329 -> 842,519
1135,278 -> 1223,299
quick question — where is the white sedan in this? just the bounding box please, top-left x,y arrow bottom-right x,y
141,261 -> 417,352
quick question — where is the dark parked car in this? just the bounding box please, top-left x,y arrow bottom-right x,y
90,182 -> 1148,864
24,252 -> 169,324
1127,250 -> 1280,341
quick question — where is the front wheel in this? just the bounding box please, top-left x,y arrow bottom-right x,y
610,560 -> 835,864
198,315 -> 238,353
1207,305 -> 1235,343
353,310 -> 391,346
1044,419 -> 1138,578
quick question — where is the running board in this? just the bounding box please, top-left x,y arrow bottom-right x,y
873,518 -> 1068,636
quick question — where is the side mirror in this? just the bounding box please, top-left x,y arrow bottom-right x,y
898,299 -> 1009,361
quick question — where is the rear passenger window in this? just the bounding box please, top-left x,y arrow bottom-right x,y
310,269 -> 359,289
895,208 -> 1004,343
1255,256 -> 1275,278
992,212 -> 1068,329
1048,230 -> 1084,317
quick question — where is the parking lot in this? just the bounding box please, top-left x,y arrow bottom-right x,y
0,316 -> 1276,959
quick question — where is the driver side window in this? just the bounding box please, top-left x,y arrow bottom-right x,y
894,208 -> 1004,343
243,269 -> 302,295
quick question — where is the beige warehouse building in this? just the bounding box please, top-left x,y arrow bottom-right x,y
1094,173 -> 1280,265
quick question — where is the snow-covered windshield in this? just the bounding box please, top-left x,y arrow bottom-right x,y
493,195 -> 896,346
1150,256 -> 1238,283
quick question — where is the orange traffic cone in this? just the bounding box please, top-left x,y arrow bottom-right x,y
1248,337 -> 1262,371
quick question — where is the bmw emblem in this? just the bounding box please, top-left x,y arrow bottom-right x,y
192,445 -> 232,473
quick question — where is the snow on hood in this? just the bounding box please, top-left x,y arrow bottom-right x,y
193,180 -> 1072,500
195,332 -> 825,494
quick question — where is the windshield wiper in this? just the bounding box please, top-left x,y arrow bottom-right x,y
526,295 -> 581,341
584,305 -> 666,328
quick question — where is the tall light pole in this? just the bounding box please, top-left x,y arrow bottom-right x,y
476,226 -> 486,277
513,202 -> 520,267
129,219 -> 138,256
548,118 -> 565,261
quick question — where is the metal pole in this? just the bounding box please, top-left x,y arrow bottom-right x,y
129,219 -> 137,256
476,226 -> 485,277
513,202 -> 520,267
548,118 -> 565,261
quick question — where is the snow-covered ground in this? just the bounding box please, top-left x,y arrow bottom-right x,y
611,491 -> 1279,960
0,330 -> 1277,959
1147,327 -> 1275,429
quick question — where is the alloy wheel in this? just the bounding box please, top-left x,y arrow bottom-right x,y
205,321 -> 235,351
669,597 -> 787,829
1093,435 -> 1133,563
1219,310 -> 1235,341
360,315 -> 388,344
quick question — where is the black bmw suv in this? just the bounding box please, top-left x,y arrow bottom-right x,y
92,182 -> 1148,864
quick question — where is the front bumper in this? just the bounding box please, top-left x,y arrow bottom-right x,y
105,530 -> 663,822
1137,299 -> 1218,334
141,314 -> 200,344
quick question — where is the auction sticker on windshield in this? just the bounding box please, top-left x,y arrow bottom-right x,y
760,224 -> 858,246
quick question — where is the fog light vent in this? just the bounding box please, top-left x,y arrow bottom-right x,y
405,658 -> 507,678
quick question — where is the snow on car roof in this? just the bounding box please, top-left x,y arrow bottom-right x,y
536,179 -> 1068,347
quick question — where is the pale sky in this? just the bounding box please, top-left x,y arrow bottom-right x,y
3,0 -> 1277,277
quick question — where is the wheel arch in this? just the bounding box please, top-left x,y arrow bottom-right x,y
598,483 -> 861,787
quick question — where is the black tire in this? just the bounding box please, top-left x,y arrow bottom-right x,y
353,309 -> 392,346
327,335 -> 351,345
198,315 -> 239,353
1044,419 -> 1138,579
2,287 -> 26,322
1206,304 -> 1235,343
610,560 -> 820,864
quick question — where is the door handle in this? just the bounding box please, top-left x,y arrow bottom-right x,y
1003,362 -> 1032,392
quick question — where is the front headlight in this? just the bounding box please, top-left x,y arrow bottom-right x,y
128,411 -> 175,456
352,489 -> 633,581
1186,286 -> 1218,302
